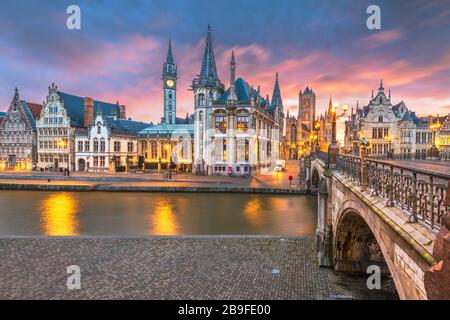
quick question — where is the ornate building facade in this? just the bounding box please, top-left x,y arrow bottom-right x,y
0,88 -> 40,170
193,26 -> 284,176
344,81 -> 446,159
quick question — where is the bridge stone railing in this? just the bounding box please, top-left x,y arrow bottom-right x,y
336,155 -> 449,229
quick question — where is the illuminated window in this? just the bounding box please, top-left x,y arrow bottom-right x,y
215,115 -> 227,133
150,141 -> 157,158
237,116 -> 249,132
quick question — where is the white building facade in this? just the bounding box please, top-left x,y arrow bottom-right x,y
75,113 -> 148,172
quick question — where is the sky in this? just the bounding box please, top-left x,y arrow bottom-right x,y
1,0 -> 450,130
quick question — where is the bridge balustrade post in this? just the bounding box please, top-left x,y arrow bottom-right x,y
360,146 -> 368,191
429,176 -> 435,228
386,165 -> 394,207
409,172 -> 418,223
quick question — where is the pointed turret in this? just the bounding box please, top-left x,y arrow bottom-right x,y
230,50 -> 236,86
166,39 -> 174,65
200,24 -> 219,83
271,72 -> 282,106
227,51 -> 238,102
193,25 -> 224,93
13,87 -> 19,102
328,96 -> 333,114
379,79 -> 384,92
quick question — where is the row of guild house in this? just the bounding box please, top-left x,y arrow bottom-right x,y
0,84 -> 149,172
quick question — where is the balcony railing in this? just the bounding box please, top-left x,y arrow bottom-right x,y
336,155 -> 449,229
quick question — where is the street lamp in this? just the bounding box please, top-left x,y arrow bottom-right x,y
328,103 -> 348,167
384,135 -> 393,159
165,143 -> 172,179
314,121 -> 320,153
429,119 -> 442,160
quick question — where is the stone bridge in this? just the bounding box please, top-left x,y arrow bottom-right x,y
305,153 -> 449,300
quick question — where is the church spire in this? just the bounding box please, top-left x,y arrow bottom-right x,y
166,39 -> 174,65
328,96 -> 333,114
199,24 -> 219,83
271,72 -> 282,106
230,50 -> 235,86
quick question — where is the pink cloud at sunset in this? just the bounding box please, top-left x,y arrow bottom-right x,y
1,0 -> 449,138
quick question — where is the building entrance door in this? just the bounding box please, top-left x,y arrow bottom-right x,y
8,155 -> 16,169
78,159 -> 86,171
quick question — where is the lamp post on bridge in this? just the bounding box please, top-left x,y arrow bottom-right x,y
328,103 -> 348,168
429,118 -> 442,160
384,134 -> 393,160
314,121 -> 321,154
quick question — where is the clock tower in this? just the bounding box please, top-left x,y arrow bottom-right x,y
162,39 -> 178,124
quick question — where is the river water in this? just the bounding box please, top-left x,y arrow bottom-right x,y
0,191 -> 317,236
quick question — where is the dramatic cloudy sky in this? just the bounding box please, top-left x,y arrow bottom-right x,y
0,0 -> 449,126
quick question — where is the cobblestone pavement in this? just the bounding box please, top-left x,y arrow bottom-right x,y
0,237 -> 397,300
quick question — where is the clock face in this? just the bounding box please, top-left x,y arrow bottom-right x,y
166,79 -> 174,87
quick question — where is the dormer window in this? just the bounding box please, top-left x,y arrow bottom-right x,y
97,124 -> 101,134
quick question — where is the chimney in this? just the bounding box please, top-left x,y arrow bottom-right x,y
84,97 -> 94,128
120,104 -> 127,119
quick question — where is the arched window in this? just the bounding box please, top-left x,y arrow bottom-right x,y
198,94 -> 205,107
168,91 -> 173,99
378,116 -> 383,123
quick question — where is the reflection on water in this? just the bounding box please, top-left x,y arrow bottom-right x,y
0,191 -> 317,236
40,192 -> 79,236
244,197 -> 263,227
150,197 -> 180,235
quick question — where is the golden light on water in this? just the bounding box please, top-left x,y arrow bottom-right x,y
40,193 -> 79,236
244,197 -> 263,227
150,197 -> 180,235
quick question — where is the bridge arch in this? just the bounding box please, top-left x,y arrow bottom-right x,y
334,204 -> 405,298
311,168 -> 320,191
